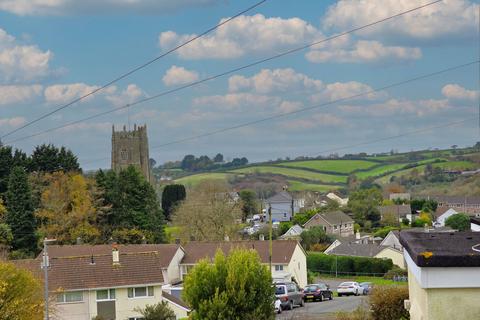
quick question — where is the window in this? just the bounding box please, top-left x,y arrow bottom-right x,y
128,286 -> 154,298
96,289 -> 115,301
283,213 -> 287,218
334,225 -> 337,230
120,149 -> 128,160
128,318 -> 145,320
287,284 -> 296,293
56,291 -> 83,303
274,265 -> 284,271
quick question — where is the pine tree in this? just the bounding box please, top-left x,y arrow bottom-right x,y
161,184 -> 186,220
5,167 -> 37,252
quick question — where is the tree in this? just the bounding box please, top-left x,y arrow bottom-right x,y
238,189 -> 258,222
0,262 -> 44,319
411,212 -> 432,228
445,213 -> 470,231
172,181 -> 242,241
0,224 -> 13,246
5,167 -> 36,253
29,144 -> 80,173
35,172 -> 100,244
300,226 -> 333,251
183,249 -> 274,320
134,302 -> 176,320
0,146 -> 14,195
181,155 -> 196,171
213,153 -> 224,163
161,184 -> 186,221
348,188 -> 383,227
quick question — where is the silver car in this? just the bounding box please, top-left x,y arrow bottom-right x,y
275,282 -> 304,310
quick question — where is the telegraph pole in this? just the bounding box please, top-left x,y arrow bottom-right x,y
42,238 -> 56,320
268,203 -> 272,273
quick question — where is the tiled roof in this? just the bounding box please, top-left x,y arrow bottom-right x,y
304,211 -> 354,227
427,195 -> 480,205
266,191 -> 293,203
328,242 -> 386,257
432,207 -> 455,219
162,291 -> 190,311
400,231 -> 480,267
377,205 -> 411,217
181,240 -> 299,264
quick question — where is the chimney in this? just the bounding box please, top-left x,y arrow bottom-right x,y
355,231 -> 360,240
112,244 -> 120,265
224,235 -> 230,242
259,234 -> 265,241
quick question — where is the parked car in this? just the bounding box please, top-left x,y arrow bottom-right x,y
359,282 -> 373,295
337,282 -> 363,296
275,282 -> 304,310
303,283 -> 333,302
274,299 -> 282,314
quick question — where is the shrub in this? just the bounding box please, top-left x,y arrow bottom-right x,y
134,302 -> 176,320
370,286 -> 409,320
307,253 -> 393,275
383,267 -> 408,280
445,213 -> 470,231
373,227 -> 398,239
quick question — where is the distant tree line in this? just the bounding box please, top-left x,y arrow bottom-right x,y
180,153 -> 248,172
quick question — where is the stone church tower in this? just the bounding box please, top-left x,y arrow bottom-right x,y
111,124 -> 151,182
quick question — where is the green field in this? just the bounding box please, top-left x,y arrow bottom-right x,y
287,180 -> 341,192
276,159 -> 377,173
230,166 -> 347,183
175,172 -> 234,186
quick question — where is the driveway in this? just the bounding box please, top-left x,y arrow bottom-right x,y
275,295 -> 367,320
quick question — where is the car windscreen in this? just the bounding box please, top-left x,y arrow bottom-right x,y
339,282 -> 353,286
304,285 -> 317,292
275,286 -> 286,294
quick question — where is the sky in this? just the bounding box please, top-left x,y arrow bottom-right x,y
0,0 -> 479,170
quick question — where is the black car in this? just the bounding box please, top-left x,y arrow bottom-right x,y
302,283 -> 333,302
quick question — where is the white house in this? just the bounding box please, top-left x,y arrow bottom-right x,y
264,191 -> 304,222
433,207 -> 458,227
326,192 -> 348,207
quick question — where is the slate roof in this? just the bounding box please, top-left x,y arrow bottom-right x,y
427,195 -> 480,205
162,291 -> 191,311
432,207 -> 455,220
266,191 -> 293,203
377,205 -> 411,217
399,231 -> 480,267
181,240 -> 299,264
327,242 -> 387,257
304,211 -> 354,227
280,224 -> 303,238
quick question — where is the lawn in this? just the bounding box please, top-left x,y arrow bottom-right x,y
230,166 -> 347,183
314,273 -> 407,286
174,172 -> 233,186
276,159 -> 377,173
355,163 -> 409,179
287,180 -> 341,192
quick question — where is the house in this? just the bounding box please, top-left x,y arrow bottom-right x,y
303,211 -> 354,237
326,192 -> 348,206
470,217 -> 480,232
324,232 -> 375,254
325,239 -> 405,269
264,191 -> 304,222
389,193 -> 411,201
377,204 -> 412,222
179,240 -> 308,288
432,207 -> 458,227
427,195 -> 480,216
280,224 -> 303,239
15,244 -> 187,320
400,232 -> 480,320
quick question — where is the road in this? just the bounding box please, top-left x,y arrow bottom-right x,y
275,295 -> 367,320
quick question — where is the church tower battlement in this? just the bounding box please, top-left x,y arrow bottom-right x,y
111,124 -> 151,182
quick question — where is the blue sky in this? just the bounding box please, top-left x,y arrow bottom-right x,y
0,0 -> 478,170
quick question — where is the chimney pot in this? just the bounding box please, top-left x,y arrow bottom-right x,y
112,244 -> 120,265
259,234 -> 265,241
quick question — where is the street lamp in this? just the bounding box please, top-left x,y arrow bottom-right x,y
41,238 -> 56,320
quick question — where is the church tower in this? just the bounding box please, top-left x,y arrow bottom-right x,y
111,124 -> 151,182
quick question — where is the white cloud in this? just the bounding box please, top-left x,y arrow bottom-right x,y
311,81 -> 386,103
0,116 -> 26,128
106,84 -> 145,107
162,65 -> 199,86
322,0 -> 478,43
193,93 -> 279,111
442,84 -> 479,101
229,68 -> 324,94
58,122 -> 111,133
44,83 -> 99,104
159,14 -> 323,59
0,0 -> 222,16
0,28 -> 53,82
281,113 -> 345,130
0,84 -> 42,105
338,98 -> 450,116
306,40 -> 421,63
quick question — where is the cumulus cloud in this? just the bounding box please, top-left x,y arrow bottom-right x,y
193,93 -> 279,111
58,122 -> 111,133
0,84 -> 42,105
106,84 -> 145,107
0,116 -> 26,128
159,14 -> 323,59
0,0 -> 222,16
0,28 -> 53,82
44,83 -> 99,104
281,113 -> 345,130
442,84 -> 479,101
322,0 -> 478,43
310,81 -> 386,103
306,40 -> 421,63
162,65 -> 199,86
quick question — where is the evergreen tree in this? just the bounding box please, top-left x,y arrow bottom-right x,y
0,146 -> 14,195
30,144 -> 80,173
161,184 -> 186,220
5,167 -> 36,252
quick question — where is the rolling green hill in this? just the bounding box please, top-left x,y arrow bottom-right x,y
171,147 -> 480,192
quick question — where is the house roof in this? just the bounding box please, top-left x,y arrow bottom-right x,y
181,240 -> 300,264
280,225 -> 303,238
432,207 -> 456,220
15,244 -> 182,291
304,211 -> 354,227
427,195 -> 480,205
328,242 -> 386,257
377,205 -> 411,217
399,231 -> 480,267
266,191 -> 293,203
41,244 -> 181,268
162,291 -> 191,311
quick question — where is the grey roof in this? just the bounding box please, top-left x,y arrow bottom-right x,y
266,191 -> 293,203
378,205 -> 411,217
328,242 -> 387,257
305,211 -> 354,227
426,195 -> 480,205
280,225 -> 303,238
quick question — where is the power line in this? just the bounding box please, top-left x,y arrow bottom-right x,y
3,0 -> 442,145
0,0 -> 268,140
78,60 -> 479,166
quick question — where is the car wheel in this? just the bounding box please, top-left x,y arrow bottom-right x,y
338,293 -> 342,297
278,308 -> 282,314
355,290 -> 359,296
319,294 -> 323,302
288,301 -> 293,310
300,299 -> 304,307
329,293 -> 333,300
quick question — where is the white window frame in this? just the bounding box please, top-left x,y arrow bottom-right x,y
56,291 -> 83,303
127,286 -> 154,299
274,265 -> 284,271
96,289 -> 116,301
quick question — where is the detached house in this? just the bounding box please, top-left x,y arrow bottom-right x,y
303,211 -> 354,237
264,191 -> 304,222
15,244 -> 188,320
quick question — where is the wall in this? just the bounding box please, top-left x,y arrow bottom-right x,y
270,202 -> 293,222
164,300 -> 189,320
375,248 -> 405,269
166,248 -> 185,284
53,291 -> 89,320
381,232 -> 402,250
287,244 -> 307,288
115,286 -> 163,320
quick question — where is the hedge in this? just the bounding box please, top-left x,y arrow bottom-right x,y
307,252 -> 394,275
